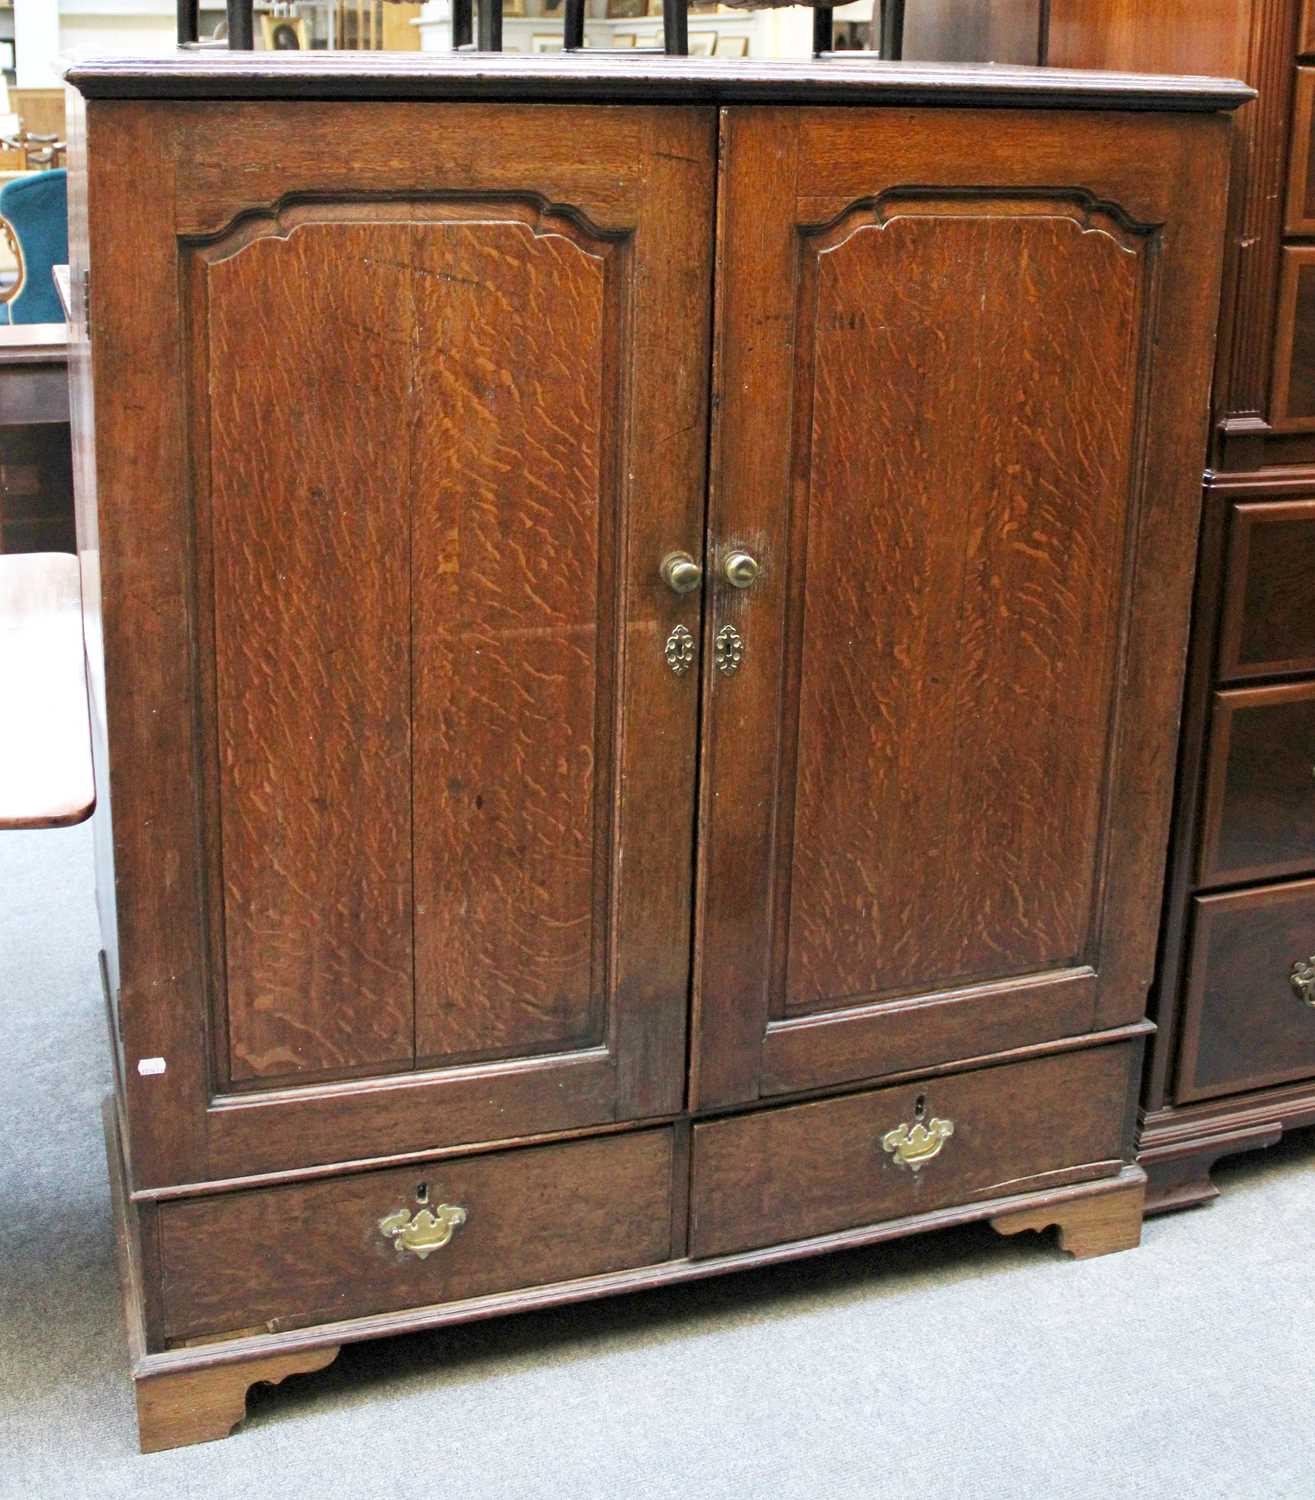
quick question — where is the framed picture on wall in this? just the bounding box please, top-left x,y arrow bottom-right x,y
261,15 -> 310,49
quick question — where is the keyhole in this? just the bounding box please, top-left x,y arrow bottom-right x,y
416,1182 -> 429,1204
913,1094 -> 927,1120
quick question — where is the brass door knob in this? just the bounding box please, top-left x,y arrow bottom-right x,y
723,550 -> 761,589
660,551 -> 703,595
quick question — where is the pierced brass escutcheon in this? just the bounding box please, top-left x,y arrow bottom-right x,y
380,1204 -> 467,1259
664,624 -> 696,676
882,1117 -> 955,1171
714,624 -> 744,676
1290,957 -> 1315,1008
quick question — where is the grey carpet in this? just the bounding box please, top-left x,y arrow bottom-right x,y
1,819 -> 1312,1499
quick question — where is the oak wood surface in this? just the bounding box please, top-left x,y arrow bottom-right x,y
1197,681 -> 1315,887
83,100 -> 713,1186
692,104 -> 1232,1109
1218,497 -> 1315,680
989,1168 -> 1144,1257
0,551 -> 94,828
63,52 -> 1254,111
1177,878 -> 1315,1100
689,1044 -> 1134,1258
158,1128 -> 674,1342
1286,66 -> 1315,233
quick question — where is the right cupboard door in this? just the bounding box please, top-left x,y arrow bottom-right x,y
692,105 -> 1232,1109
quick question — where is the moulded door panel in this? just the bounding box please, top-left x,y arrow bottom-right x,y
692,105 -> 1231,1108
91,101 -> 716,1186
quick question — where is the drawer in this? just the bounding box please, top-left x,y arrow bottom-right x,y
1177,880 -> 1315,1102
159,1128 -> 674,1343
1289,68 -> 1315,235
1218,499 -> 1315,681
688,1046 -> 1134,1259
1270,249 -> 1315,433
1198,683 -> 1315,887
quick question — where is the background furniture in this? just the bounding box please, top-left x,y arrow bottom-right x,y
0,168 -> 68,325
0,320 -> 74,555
67,50 -> 1241,1453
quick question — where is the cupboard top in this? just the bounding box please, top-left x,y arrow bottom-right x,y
64,51 -> 1251,112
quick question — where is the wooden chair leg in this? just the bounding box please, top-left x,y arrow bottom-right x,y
134,1345 -> 341,1454
990,1177 -> 1145,1261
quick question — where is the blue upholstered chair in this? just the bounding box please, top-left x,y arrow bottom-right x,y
0,169 -> 69,325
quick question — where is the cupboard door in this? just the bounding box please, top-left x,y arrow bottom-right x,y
693,106 -> 1230,1107
92,103 -> 714,1184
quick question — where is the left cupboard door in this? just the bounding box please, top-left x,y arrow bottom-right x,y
86,102 -> 715,1186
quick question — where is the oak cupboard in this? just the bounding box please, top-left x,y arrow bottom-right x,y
64,52 -> 1244,1452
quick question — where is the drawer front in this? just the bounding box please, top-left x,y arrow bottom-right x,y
1218,499 -> 1315,681
689,1046 -> 1133,1259
1270,249 -> 1315,433
159,1129 -> 674,1343
1288,68 -> 1315,236
1198,683 -> 1315,887
1177,881 -> 1315,1102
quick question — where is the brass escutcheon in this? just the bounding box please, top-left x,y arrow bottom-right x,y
380,1204 -> 467,1259
664,624 -> 696,676
714,624 -> 744,675
882,1117 -> 955,1171
1290,957 -> 1315,1008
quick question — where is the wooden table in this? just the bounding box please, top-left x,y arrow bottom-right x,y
0,550 -> 94,829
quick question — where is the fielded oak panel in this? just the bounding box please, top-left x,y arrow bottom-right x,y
692,107 -> 1231,1108
92,102 -> 715,1185
1270,247 -> 1315,433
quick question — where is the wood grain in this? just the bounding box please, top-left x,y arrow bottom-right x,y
689,1043 -> 1134,1258
199,220 -> 416,1084
990,1168 -> 1143,1258
784,204 -> 1140,1014
1271,247 -> 1315,432
0,551 -> 93,828
694,105 -> 1232,1108
411,209 -> 615,1066
158,1128 -> 674,1342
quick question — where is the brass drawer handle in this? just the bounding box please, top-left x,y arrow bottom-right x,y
380,1204 -> 467,1259
882,1116 -> 955,1171
1290,957 -> 1315,1008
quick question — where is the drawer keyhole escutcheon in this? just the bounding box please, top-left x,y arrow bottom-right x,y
380,1204 -> 467,1259
714,624 -> 744,676
1290,957 -> 1315,1008
882,1116 -> 955,1171
664,624 -> 696,676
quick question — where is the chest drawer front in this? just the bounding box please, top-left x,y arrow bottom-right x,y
1219,500 -> 1315,680
1198,683 -> 1315,887
688,1046 -> 1134,1259
1177,881 -> 1315,1102
158,1129 -> 674,1344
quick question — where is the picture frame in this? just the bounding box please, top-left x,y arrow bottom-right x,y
713,32 -> 749,56
260,15 -> 310,50
688,30 -> 715,53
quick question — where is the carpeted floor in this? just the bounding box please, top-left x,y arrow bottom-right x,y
2,820 -> 1312,1499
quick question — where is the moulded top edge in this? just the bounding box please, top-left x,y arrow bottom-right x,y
63,50 -> 1254,113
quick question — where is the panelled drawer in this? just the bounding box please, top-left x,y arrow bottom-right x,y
1270,250 -> 1315,433
1218,499 -> 1315,680
1287,68 -> 1315,235
1177,880 -> 1315,1102
159,1128 -> 674,1343
688,1046 -> 1134,1259
1198,682 -> 1315,887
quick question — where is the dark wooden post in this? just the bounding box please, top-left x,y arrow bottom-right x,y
177,0 -> 201,44
226,0 -> 255,49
